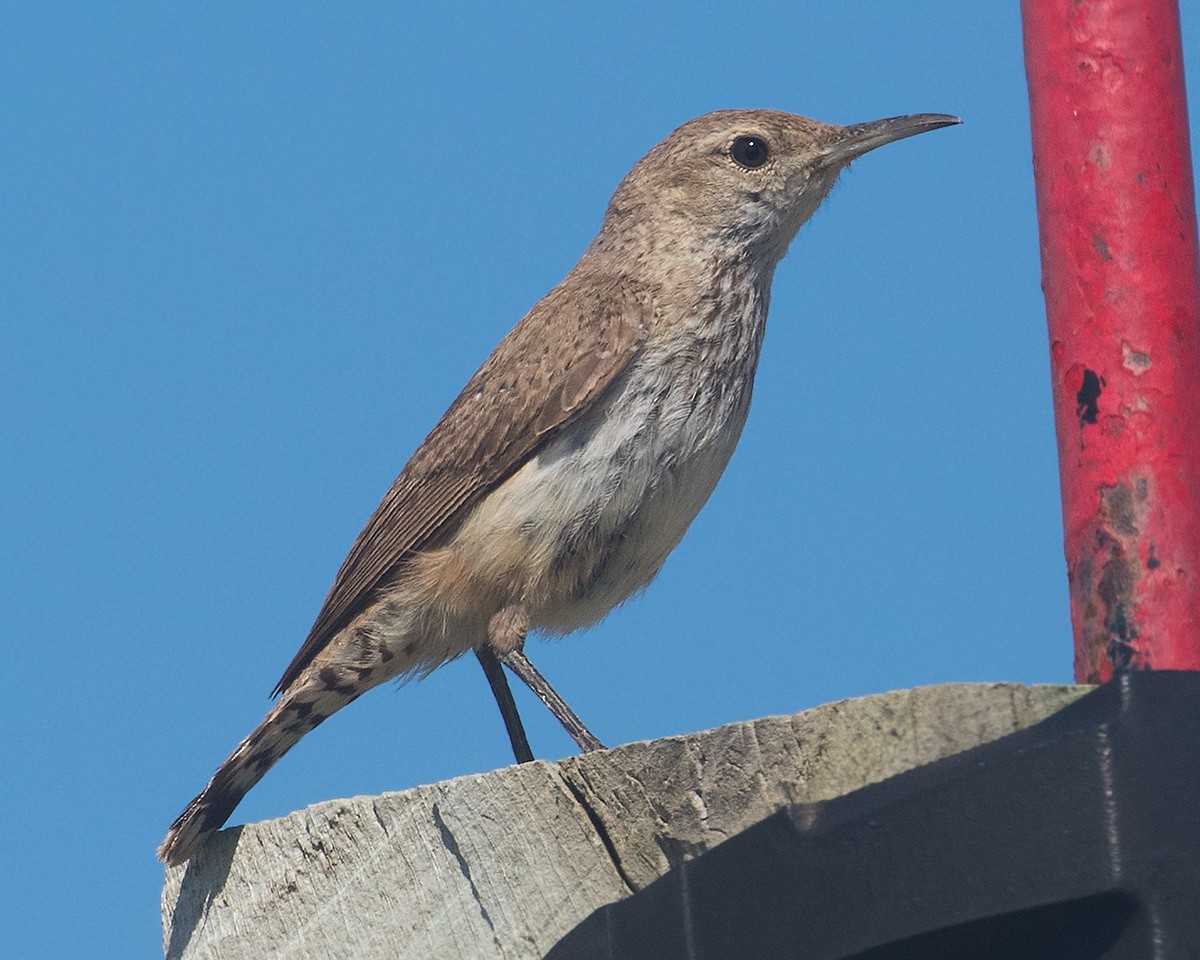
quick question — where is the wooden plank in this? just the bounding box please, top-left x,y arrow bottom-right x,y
162,683 -> 1087,959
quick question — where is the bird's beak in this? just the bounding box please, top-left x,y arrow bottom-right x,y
820,113 -> 961,168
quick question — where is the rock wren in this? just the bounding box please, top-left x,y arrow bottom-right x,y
160,108 -> 959,865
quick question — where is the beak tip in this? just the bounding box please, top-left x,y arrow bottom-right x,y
827,112 -> 963,165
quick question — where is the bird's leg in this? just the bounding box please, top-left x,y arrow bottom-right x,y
488,604 -> 607,754
504,648 -> 607,753
474,641 -> 534,764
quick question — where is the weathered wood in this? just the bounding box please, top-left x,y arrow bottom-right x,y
163,683 -> 1087,959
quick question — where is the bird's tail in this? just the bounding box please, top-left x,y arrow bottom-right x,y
157,670 -> 367,867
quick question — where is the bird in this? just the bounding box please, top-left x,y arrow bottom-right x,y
159,107 -> 959,866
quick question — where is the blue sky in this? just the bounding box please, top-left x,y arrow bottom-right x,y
5,3 -> 1199,955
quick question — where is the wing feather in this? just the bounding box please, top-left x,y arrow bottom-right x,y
272,274 -> 650,694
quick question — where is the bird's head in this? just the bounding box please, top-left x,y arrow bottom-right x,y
593,109 -> 960,270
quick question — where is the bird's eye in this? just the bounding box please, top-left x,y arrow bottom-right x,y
730,136 -> 770,169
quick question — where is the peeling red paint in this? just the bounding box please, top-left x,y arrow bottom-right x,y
1022,0 -> 1200,681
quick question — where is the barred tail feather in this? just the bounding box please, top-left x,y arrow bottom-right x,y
158,677 -> 364,866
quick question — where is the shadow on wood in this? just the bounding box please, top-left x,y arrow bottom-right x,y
162,682 -> 1087,959
549,673 -> 1200,959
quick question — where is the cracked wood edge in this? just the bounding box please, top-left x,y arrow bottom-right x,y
162,683 -> 1088,960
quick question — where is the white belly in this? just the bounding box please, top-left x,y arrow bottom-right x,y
452,341 -> 757,633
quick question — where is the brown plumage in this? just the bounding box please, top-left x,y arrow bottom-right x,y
160,108 -> 958,866
275,275 -> 649,695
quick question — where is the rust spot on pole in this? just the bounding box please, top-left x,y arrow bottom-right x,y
1072,478 -> 1157,682
1075,369 -> 1103,427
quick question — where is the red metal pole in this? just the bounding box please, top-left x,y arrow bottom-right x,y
1021,0 -> 1200,682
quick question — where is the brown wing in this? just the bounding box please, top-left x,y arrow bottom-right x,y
272,273 -> 650,695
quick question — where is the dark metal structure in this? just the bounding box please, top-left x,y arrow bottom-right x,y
548,672 -> 1200,959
